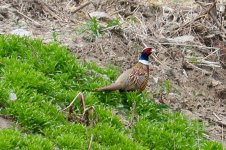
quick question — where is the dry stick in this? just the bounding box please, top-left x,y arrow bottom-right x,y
159,42 -> 220,50
210,10 -> 226,33
129,103 -> 136,127
197,63 -> 221,68
110,9 -> 125,16
99,44 -> 105,56
151,54 -> 170,69
196,1 -> 226,33
88,134 -> 94,150
15,10 -> 41,27
204,115 -> 226,127
216,120 -> 226,127
63,92 -> 82,111
71,1 -> 92,14
35,0 -> 61,20
201,48 -> 219,61
186,61 -> 211,75
185,56 -> 221,67
213,112 -> 222,121
201,115 -> 226,127
83,106 -> 98,126
172,2 -> 216,35
222,125 -> 224,150
80,92 -> 86,112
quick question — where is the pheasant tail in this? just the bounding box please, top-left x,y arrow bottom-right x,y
95,83 -> 122,91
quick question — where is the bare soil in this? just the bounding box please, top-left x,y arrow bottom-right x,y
0,0 -> 225,145
0,116 -> 12,129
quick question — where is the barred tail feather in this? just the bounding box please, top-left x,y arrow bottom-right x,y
96,83 -> 122,91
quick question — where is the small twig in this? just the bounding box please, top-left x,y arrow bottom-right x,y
63,92 -> 82,110
80,92 -> 86,113
159,42 -> 219,50
182,69 -> 188,78
216,120 -> 226,127
200,60 -> 220,65
141,41 -> 148,48
129,103 -> 136,127
82,106 -> 98,126
185,61 -> 211,75
196,1 -> 226,33
101,25 -> 121,32
71,1 -> 92,14
34,0 -> 62,21
171,1 -> 217,35
203,115 -> 226,127
151,54 -> 170,69
186,56 -> 221,68
88,134 -> 94,150
222,125 -> 224,149
15,10 -> 41,27
197,63 -> 221,68
201,48 -> 219,60
98,43 -> 105,56
110,9 -> 125,16
213,112 -> 222,121
66,0 -> 73,9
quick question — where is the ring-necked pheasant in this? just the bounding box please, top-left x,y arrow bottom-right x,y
96,47 -> 155,92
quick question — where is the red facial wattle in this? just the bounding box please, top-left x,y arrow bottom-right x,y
144,48 -> 152,56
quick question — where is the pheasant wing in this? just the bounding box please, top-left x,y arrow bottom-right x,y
126,67 -> 148,91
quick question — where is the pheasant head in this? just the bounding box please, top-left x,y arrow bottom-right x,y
138,47 -> 155,65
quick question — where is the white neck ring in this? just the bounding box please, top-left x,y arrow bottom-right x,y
139,60 -> 149,65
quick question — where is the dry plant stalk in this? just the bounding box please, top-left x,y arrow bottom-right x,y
70,1 -> 92,14
64,92 -> 98,126
33,0 -> 62,21
15,10 -> 41,27
172,1 -> 217,36
196,1 -> 226,33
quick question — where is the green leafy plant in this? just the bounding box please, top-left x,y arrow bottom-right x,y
79,17 -> 122,38
0,35 -> 224,149
190,55 -> 200,65
162,79 -> 172,94
51,31 -> 58,42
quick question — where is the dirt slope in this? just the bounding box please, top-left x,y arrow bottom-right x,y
0,0 -> 225,145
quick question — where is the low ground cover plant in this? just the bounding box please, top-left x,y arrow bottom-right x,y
0,35 -> 223,149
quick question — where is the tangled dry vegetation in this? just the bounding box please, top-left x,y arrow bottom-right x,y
0,0 -> 226,146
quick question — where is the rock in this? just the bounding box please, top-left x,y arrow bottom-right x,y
182,60 -> 193,70
0,5 -> 9,19
117,56 -> 126,61
181,109 -> 201,120
166,35 -> 195,43
211,79 -> 222,87
0,14 -> 4,21
89,11 -> 111,21
162,6 -> 174,14
10,28 -> 32,37
0,117 -> 12,129
153,77 -> 159,83
9,92 -> 17,101
159,38 -> 169,43
215,85 -> 226,99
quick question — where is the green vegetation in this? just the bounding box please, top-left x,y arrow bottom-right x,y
0,35 -> 223,149
79,17 -> 122,38
190,55 -> 200,65
162,79 -> 172,94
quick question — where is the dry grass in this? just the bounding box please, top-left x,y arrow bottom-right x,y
147,0 -> 194,5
